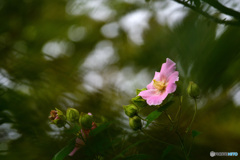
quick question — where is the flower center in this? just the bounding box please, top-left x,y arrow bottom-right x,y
153,79 -> 166,91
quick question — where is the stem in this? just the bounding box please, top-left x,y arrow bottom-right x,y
176,96 -> 183,129
141,129 -> 174,146
187,137 -> 194,157
164,111 -> 189,160
186,99 -> 197,133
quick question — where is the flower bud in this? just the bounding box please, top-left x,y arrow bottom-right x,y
66,108 -> 79,122
129,116 -> 142,131
79,113 -> 93,129
49,108 -> 66,127
187,81 -> 200,99
123,104 -> 138,117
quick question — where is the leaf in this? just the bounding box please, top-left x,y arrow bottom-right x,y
52,139 -> 75,160
161,145 -> 173,159
192,130 -> 201,138
145,110 -> 162,127
157,100 -> 173,112
89,122 -> 111,136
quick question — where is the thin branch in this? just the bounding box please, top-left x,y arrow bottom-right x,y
202,0 -> 240,20
173,0 -> 240,26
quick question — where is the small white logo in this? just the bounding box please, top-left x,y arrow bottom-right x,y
210,151 -> 215,157
210,151 -> 238,157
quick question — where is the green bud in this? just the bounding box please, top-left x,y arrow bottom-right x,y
66,108 -> 79,122
123,104 -> 138,117
129,116 -> 142,131
79,113 -> 93,129
187,81 -> 200,99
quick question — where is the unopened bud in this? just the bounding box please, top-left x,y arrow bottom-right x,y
129,116 -> 142,131
123,104 -> 138,117
66,108 -> 79,122
49,108 -> 66,127
187,81 -> 200,99
79,113 -> 93,129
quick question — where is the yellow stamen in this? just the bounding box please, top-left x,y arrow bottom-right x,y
153,79 -> 166,91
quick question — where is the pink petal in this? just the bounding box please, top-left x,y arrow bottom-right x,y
69,147 -> 79,157
147,72 -> 160,89
139,89 -> 166,106
88,112 -> 92,116
139,89 -> 159,99
69,138 -> 85,156
159,58 -> 176,81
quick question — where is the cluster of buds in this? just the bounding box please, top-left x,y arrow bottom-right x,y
123,104 -> 142,131
49,108 -> 98,156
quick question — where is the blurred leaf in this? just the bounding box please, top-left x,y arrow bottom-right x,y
52,139 -> 75,160
161,145 -> 173,159
157,100 -> 174,112
192,130 -> 201,138
145,110 -> 162,128
89,122 -> 112,136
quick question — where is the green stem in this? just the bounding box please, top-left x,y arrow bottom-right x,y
187,137 -> 194,157
186,99 -> 197,133
164,111 -> 189,160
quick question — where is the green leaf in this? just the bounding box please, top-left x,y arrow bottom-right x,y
161,145 -> 173,159
89,122 -> 111,136
157,100 -> 173,112
192,130 -> 201,138
52,139 -> 75,160
136,88 -> 147,95
145,110 -> 162,127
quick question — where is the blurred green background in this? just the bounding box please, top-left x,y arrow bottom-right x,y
0,0 -> 240,159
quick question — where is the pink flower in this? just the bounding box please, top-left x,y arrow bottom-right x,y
69,113 -> 97,157
138,58 -> 179,106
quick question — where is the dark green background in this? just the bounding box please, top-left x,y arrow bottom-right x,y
0,0 -> 240,159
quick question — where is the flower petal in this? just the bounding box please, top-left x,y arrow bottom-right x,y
159,58 -> 176,81
139,89 -> 168,106
147,72 -> 160,89
138,89 -> 159,99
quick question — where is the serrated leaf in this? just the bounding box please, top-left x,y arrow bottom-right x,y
136,88 -> 147,95
192,130 -> 201,138
161,145 -> 173,159
145,110 -> 162,127
89,122 -> 111,136
52,139 -> 75,160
